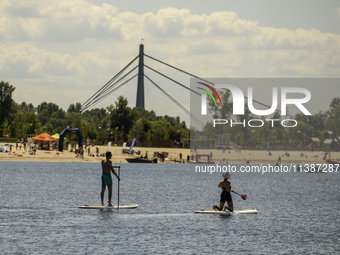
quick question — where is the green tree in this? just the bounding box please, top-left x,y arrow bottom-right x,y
12,111 -> 42,138
295,112 -> 326,139
107,96 -> 136,138
325,97 -> 340,135
208,89 -> 233,119
0,80 -> 16,127
19,102 -> 35,114
132,107 -> 157,121
3,119 -> 11,138
150,119 -> 169,140
37,102 -> 61,126
82,108 -> 109,140
130,118 -> 151,145
67,103 -> 82,113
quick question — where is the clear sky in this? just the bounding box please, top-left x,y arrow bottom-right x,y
1,0 -> 339,124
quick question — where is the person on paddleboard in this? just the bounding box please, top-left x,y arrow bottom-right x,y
213,172 -> 234,212
101,151 -> 120,206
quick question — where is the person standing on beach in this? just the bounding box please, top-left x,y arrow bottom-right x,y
101,151 -> 120,206
213,172 -> 234,212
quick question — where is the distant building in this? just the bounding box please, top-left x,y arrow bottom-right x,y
310,137 -> 320,146
216,134 -> 231,146
323,131 -> 338,150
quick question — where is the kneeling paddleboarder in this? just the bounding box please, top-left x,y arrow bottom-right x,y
101,151 -> 120,206
213,172 -> 234,212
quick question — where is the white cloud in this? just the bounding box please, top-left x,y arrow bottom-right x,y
251,27 -> 338,50
1,0 -> 339,122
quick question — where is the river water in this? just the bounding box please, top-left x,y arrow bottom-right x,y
0,162 -> 339,254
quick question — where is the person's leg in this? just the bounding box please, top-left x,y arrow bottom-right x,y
101,185 -> 106,204
213,201 -> 225,211
224,201 -> 234,212
214,191 -> 227,210
108,185 -> 113,206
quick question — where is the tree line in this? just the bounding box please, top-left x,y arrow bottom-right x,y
0,81 -> 189,146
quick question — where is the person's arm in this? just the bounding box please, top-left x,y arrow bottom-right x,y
109,163 -> 120,181
111,168 -> 120,181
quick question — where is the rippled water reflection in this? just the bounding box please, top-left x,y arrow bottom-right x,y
1,162 -> 339,254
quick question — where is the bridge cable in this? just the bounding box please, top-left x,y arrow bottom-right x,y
81,55 -> 138,112
144,74 -> 204,128
81,66 -> 138,112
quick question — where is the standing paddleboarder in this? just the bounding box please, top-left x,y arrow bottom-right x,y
213,172 -> 234,212
101,151 -> 120,206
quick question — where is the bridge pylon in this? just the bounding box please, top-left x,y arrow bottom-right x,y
136,44 -> 144,108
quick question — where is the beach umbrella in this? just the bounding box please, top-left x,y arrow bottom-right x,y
31,132 -> 58,142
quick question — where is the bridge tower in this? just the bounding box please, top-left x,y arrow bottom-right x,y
136,44 -> 145,108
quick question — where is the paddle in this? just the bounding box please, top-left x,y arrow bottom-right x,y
232,190 -> 247,200
117,166 -> 120,210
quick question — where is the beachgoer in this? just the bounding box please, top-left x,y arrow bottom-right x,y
86,137 -> 90,149
213,172 -> 234,212
79,148 -> 84,158
101,151 -> 120,206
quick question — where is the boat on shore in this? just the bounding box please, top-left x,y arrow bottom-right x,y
125,157 -> 157,163
326,158 -> 340,164
323,152 -> 340,164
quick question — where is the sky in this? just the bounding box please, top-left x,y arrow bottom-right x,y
1,0 -> 340,125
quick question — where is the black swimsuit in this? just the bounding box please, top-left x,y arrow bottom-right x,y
220,188 -> 232,203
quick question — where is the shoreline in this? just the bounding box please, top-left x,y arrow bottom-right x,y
0,143 -> 190,163
1,142 -> 339,164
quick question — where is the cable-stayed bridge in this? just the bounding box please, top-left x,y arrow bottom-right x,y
80,44 -> 211,127
81,44 -> 289,128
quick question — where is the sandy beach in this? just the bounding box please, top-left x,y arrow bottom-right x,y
1,142 -> 339,165
0,143 -> 190,163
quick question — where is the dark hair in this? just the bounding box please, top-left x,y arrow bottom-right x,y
105,151 -> 112,158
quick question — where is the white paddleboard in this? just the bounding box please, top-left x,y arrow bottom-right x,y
195,209 -> 257,215
78,204 -> 138,209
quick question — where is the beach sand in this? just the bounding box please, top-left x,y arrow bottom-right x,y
0,143 -> 190,163
1,142 -> 339,164
196,148 -> 340,165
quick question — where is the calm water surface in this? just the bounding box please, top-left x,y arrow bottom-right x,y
0,162 -> 339,254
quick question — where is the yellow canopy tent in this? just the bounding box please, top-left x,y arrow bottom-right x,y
52,133 -> 65,140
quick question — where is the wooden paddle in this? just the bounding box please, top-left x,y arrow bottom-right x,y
232,190 -> 247,200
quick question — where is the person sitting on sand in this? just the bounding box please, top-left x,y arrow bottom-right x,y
101,151 -> 120,206
213,172 -> 234,212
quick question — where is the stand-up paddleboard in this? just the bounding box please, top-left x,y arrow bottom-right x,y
78,204 -> 138,209
195,209 -> 257,215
